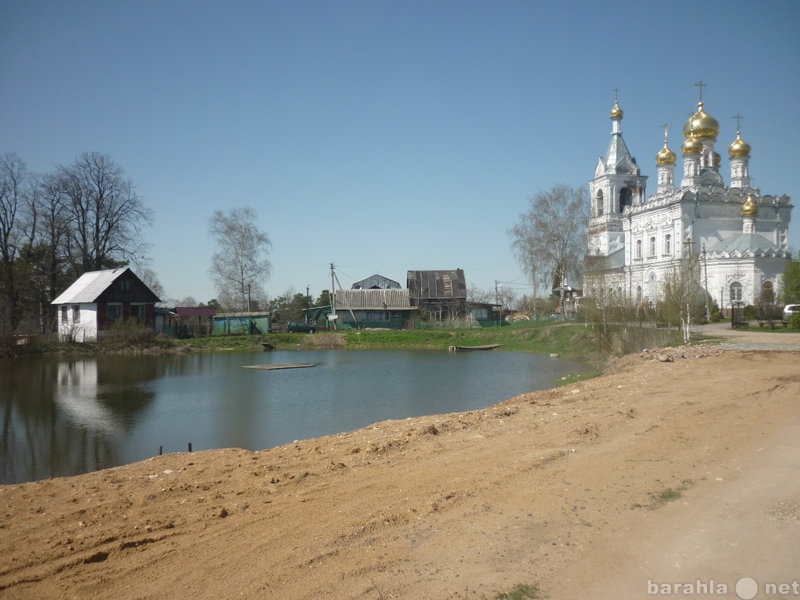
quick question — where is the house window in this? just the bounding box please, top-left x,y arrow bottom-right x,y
730,282 -> 743,304
635,239 -> 642,260
61,306 -> 68,323
72,305 -> 80,323
131,304 -> 146,322
120,279 -> 132,292
107,303 -> 123,323
649,236 -> 656,257
664,234 -> 672,255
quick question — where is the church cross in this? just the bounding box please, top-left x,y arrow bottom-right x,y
733,113 -> 744,131
613,88 -> 621,103
662,123 -> 670,143
694,80 -> 706,102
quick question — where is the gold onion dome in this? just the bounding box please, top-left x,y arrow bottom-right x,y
682,135 -> 702,155
610,101 -> 623,118
741,195 -> 759,216
656,141 -> 676,165
683,101 -> 720,141
729,131 -> 751,157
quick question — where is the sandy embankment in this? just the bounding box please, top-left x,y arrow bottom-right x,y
1,345 -> 799,599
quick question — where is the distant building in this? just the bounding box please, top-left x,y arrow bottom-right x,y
51,267 -> 161,342
585,93 -> 793,312
407,269 -> 467,319
351,274 -> 401,290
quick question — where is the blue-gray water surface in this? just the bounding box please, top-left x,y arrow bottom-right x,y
0,350 -> 584,484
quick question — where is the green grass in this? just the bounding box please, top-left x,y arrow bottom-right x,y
632,479 -> 694,509
494,583 -> 545,599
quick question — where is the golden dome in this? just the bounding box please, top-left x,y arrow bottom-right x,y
656,142 -> 676,165
683,101 -> 720,141
610,101 -> 623,119
741,195 -> 758,216
729,131 -> 751,158
682,135 -> 702,155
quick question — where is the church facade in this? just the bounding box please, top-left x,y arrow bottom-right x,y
584,92 -> 793,313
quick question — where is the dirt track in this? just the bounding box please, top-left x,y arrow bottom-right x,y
1,340 -> 799,599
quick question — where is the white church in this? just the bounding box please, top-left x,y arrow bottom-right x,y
584,87 -> 793,314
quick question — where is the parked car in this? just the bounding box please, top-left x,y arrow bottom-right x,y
783,304 -> 800,323
287,321 -> 316,333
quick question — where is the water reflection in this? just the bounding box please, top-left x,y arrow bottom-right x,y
1,350 -> 584,484
1,357 -> 157,483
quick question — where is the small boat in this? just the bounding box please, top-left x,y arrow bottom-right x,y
448,344 -> 500,352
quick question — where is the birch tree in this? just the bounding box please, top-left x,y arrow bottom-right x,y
209,207 -> 271,311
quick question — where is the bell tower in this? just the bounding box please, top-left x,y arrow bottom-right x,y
588,96 -> 648,258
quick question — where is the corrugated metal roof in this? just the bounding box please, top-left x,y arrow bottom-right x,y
335,289 -> 411,310
51,268 -> 129,304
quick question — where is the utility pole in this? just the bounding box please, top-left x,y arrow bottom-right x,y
330,263 -> 337,328
495,280 -> 501,325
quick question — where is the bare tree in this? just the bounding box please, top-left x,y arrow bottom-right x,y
0,153 -> 28,331
509,184 -> 589,318
58,152 -> 152,273
209,207 -> 271,311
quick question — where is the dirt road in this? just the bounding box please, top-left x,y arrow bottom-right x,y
1,345 -> 798,599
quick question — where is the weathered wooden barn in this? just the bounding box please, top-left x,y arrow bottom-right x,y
407,269 -> 468,319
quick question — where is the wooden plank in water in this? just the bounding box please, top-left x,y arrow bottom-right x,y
241,363 -> 316,370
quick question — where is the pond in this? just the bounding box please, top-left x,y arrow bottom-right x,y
0,350 -> 585,484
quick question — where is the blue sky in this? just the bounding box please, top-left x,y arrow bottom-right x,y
2,0 -> 799,304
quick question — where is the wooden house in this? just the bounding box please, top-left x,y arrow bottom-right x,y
52,267 -> 161,342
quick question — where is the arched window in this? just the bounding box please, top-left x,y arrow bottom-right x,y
664,234 -> 672,255
635,239 -> 642,260
730,282 -> 743,304
619,187 -> 633,212
649,236 -> 656,257
596,189 -> 604,216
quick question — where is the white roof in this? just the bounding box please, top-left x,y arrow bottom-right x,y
51,268 -> 129,305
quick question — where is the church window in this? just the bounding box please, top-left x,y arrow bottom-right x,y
619,188 -> 633,212
649,236 -> 656,257
664,234 -> 672,255
648,272 -> 657,307
635,239 -> 642,260
596,190 -> 604,216
730,282 -> 743,304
